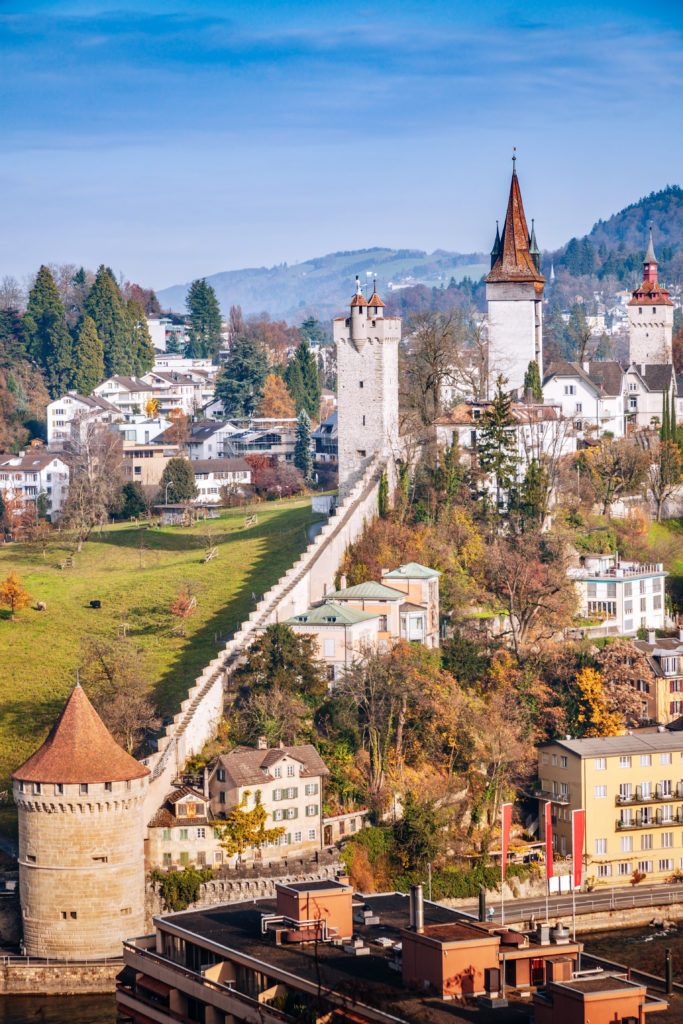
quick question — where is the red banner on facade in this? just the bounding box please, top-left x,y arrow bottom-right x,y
545,801 -> 554,880
572,809 -> 585,890
501,803 -> 512,881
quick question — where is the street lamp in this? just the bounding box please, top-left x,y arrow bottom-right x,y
165,481 -> 175,504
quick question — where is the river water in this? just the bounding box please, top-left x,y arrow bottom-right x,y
583,923 -> 683,981
0,993 -> 116,1023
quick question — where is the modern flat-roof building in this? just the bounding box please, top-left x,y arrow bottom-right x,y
568,554 -> 667,637
117,886 -> 589,1024
538,731 -> 683,886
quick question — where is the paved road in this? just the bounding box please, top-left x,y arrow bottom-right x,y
455,882 -> 683,924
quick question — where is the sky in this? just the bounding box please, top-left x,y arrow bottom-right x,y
1,0 -> 682,292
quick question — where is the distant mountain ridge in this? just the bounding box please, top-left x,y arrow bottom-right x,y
157,186 -> 682,322
157,248 -> 489,323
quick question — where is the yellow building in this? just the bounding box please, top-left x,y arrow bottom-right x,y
538,732 -> 683,887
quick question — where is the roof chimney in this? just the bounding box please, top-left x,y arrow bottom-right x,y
648,629 -> 656,645
409,884 -> 424,934
339,574 -> 347,590
257,735 -> 268,750
582,361 -> 590,373
678,626 -> 683,643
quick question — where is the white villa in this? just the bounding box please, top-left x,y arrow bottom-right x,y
568,554 -> 668,637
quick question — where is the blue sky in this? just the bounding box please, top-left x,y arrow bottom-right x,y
2,0 -> 682,291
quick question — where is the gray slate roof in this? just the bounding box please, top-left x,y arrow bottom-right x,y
541,732 -> 683,758
214,744 -> 329,788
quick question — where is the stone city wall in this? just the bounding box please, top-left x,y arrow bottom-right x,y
0,960 -> 120,994
142,454 -> 388,823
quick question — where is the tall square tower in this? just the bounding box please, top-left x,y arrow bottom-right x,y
628,228 -> 674,365
485,159 -> 545,396
334,279 -> 400,497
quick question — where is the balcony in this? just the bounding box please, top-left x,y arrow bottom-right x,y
615,784 -> 682,806
538,790 -> 570,805
616,808 -> 683,830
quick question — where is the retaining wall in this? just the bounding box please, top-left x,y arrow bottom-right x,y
0,960 -> 120,994
142,455 -> 388,822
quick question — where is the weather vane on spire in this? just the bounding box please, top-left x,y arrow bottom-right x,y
512,147 -> 517,171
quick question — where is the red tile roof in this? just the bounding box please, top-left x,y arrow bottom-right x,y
12,685 -> 150,784
367,288 -> 385,308
485,171 -> 545,285
628,279 -> 673,306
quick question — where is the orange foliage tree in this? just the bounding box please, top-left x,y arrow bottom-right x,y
258,373 -> 295,418
0,571 -> 32,621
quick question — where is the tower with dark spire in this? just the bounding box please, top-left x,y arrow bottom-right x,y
628,226 -> 673,365
334,277 -> 400,496
484,155 -> 545,396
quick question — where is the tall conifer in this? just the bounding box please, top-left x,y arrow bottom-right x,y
71,314 -> 104,394
186,279 -> 222,358
22,265 -> 73,397
85,266 -> 134,377
127,298 -> 155,375
294,410 -> 313,482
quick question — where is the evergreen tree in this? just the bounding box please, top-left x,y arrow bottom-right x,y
671,391 -> 677,440
159,457 -> 198,502
284,357 -> 305,413
477,375 -> 519,509
22,265 -> 73,398
186,279 -> 222,358
520,458 -> 550,527
523,360 -> 543,401
298,317 -> 327,346
71,314 -> 104,394
294,409 -> 313,482
661,390 -> 670,441
214,336 -> 268,416
286,340 -> 320,418
85,266 -> 133,377
127,298 -> 155,375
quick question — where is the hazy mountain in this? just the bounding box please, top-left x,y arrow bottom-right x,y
156,248 -> 489,322
157,186 -> 682,322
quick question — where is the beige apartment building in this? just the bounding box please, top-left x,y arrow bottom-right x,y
285,602 -> 380,683
381,562 -> 441,647
122,440 -> 181,491
538,732 -> 683,887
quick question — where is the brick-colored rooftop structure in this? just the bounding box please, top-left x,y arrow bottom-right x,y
12,683 -> 150,784
485,165 -> 545,286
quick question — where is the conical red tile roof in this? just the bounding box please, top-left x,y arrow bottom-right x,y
367,288 -> 384,308
12,685 -> 150,784
485,170 -> 545,285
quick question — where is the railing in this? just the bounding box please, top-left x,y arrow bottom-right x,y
616,811 -> 682,829
495,885 -> 683,925
538,790 -> 570,804
0,954 -> 122,966
616,792 -> 680,806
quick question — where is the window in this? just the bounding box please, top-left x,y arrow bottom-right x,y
379,615 -> 388,632
594,758 -> 606,771
641,781 -> 652,798
33,783 -> 41,795
638,861 -> 653,873
163,852 -> 172,867
104,781 -> 112,792
621,809 -> 632,825
564,385 -> 576,396
575,402 -> 582,413
640,755 -> 652,767
618,862 -> 632,876
217,769 -> 226,783
641,834 -> 653,850
196,827 -> 206,839
273,809 -> 284,821
640,597 -> 647,612
294,830 -> 302,843
55,783 -> 63,795
660,753 -> 673,765
542,754 -> 549,765
595,838 -> 607,854
621,836 -> 633,853
179,851 -> 189,866
287,764 -> 295,777
79,783 -> 88,795
662,832 -> 674,848
620,756 -> 632,769
552,754 -> 558,766
560,756 -> 568,769
219,791 -> 225,804
286,807 -> 297,819
359,381 -> 364,388
179,828 -> 189,840
162,829 -> 171,841
305,783 -> 319,796
308,828 -> 316,841
659,859 -> 674,872
594,785 -> 607,799
661,780 -> 673,795
274,767 -> 282,779
287,787 -> 298,799
323,637 -> 335,657
362,415 -> 365,426
306,804 -> 319,816
273,788 -> 281,800
92,855 -> 108,863
597,864 -> 612,878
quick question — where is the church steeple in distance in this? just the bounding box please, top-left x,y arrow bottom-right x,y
490,221 -> 501,270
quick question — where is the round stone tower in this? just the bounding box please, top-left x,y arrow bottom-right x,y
11,683 -> 149,958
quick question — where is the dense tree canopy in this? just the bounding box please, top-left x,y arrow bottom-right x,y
214,336 -> 268,416
186,279 -> 222,358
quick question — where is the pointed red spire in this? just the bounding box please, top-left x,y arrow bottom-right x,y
628,227 -> 672,307
485,159 -> 545,285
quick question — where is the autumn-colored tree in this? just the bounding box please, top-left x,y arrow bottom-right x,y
0,571 -> 32,621
571,666 -> 624,737
212,789 -> 285,860
578,439 -> 649,517
170,587 -> 197,619
144,397 -> 159,418
81,637 -> 157,754
595,639 -> 653,725
258,373 -> 295,418
166,408 -> 191,447
644,439 -> 682,523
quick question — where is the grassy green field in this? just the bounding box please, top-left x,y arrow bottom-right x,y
0,499 -> 319,791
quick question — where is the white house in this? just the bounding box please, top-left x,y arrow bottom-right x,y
192,458 -> 252,502
542,361 -> 625,439
153,419 -> 241,460
624,364 -> 675,432
142,370 -> 210,416
113,414 -> 172,445
92,376 -> 157,415
146,316 -> 189,353
568,553 -> 668,637
0,447 -> 70,520
433,399 -> 575,492
46,392 -> 118,447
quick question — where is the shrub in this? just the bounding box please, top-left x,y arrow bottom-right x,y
150,866 -> 213,911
